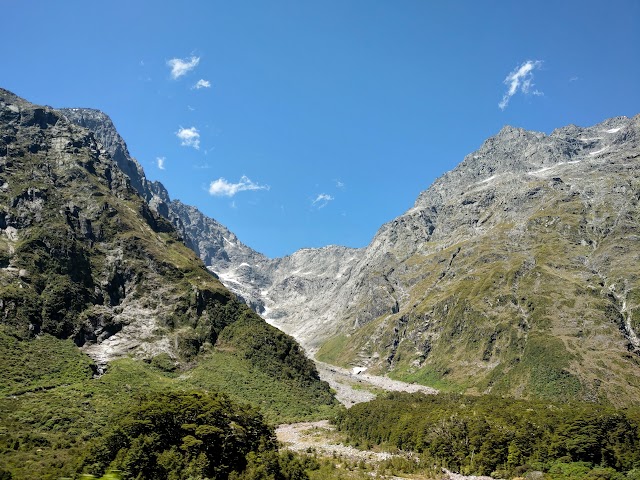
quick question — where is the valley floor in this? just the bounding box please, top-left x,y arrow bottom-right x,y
276,421 -> 498,480
276,420 -> 395,462
314,360 -> 437,407
276,360 -> 498,479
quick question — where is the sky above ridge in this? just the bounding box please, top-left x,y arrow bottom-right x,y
2,1 -> 640,258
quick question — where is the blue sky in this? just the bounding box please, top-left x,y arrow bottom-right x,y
3,1 -> 639,258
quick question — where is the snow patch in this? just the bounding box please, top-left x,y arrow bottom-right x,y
528,159 -> 582,177
479,174 -> 497,184
472,174 -> 499,187
215,270 -> 245,287
606,127 -> 622,133
589,147 -> 608,156
528,165 -> 554,176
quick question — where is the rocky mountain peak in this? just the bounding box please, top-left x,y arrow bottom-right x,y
59,108 -> 149,197
413,115 -> 639,213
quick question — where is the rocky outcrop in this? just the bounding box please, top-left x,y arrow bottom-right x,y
59,108 -> 174,219
0,88 -> 267,367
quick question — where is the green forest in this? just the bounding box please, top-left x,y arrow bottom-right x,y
0,326 -> 336,480
335,392 -> 640,479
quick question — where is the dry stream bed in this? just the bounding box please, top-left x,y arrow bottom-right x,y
276,360 -> 496,479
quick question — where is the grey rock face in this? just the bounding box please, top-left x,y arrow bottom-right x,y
0,90 -> 178,363
256,114 -> 640,352
59,108 -> 148,196
58,108 -> 364,348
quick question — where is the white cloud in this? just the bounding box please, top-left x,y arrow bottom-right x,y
167,56 -> 200,79
156,156 -> 166,170
499,60 -> 543,110
312,193 -> 334,208
176,127 -> 200,149
192,79 -> 211,89
208,175 -> 270,197
335,179 -> 345,189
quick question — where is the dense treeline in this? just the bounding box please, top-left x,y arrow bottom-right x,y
336,392 -> 640,478
80,391 -> 307,480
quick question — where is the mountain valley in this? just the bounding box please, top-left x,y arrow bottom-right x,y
63,100 -> 640,406
2,87 -> 640,479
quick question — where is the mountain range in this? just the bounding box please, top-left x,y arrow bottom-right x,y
62,99 -> 640,405
63,95 -> 640,404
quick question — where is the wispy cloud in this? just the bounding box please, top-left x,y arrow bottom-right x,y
167,56 -> 200,79
499,60 -> 543,110
192,79 -> 211,89
335,179 -> 345,189
176,127 -> 200,149
208,175 -> 270,197
312,193 -> 334,209
156,156 -> 166,170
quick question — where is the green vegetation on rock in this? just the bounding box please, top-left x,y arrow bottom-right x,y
0,89 -> 337,479
319,159 -> 640,406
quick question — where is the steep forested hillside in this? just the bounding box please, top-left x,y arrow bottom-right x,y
0,88 -> 335,479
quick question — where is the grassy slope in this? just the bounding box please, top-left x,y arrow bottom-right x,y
318,167 -> 640,406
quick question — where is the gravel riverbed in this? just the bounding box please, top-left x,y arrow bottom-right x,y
314,360 -> 438,407
276,361 -> 498,479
